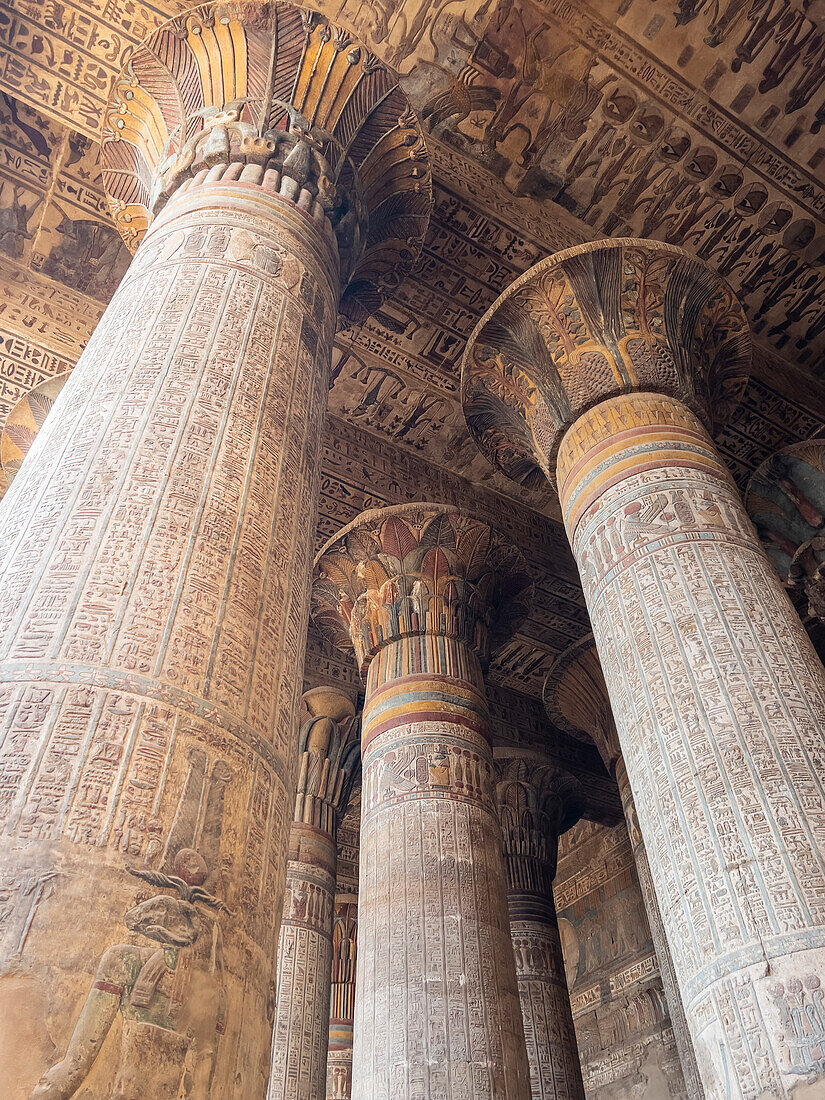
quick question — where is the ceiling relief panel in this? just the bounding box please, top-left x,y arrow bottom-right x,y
0,93 -> 129,305
410,0 -> 825,370
2,0 -> 824,372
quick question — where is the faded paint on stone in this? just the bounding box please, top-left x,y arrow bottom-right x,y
313,504 -> 534,1100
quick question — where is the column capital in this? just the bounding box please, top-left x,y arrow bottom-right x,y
494,753 -> 584,894
544,634 -> 621,775
746,439 -> 825,620
101,1 -> 431,322
462,238 -> 751,490
311,503 -> 533,671
294,687 -> 360,832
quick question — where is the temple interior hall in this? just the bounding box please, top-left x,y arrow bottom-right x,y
0,0 -> 824,1098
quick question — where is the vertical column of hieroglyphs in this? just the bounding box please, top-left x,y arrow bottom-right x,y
312,504 -> 534,1100
270,688 -> 359,1100
0,6 -> 430,1098
463,239 -> 825,1098
496,758 -> 586,1100
545,637 -> 703,1100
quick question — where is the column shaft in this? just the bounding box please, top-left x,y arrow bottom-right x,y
0,180 -> 335,1100
616,761 -> 704,1100
559,391 -> 825,1097
270,687 -> 358,1100
509,903 -> 584,1100
356,637 -> 530,1100
498,765 -> 585,1100
270,824 -> 337,1100
327,895 -> 358,1100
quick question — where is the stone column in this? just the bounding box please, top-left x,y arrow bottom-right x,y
270,688 -> 359,1100
546,636 -> 704,1100
464,238 -> 825,1098
495,756 -> 586,1100
312,504 -> 534,1100
327,894 -> 359,1100
0,7 -> 429,1100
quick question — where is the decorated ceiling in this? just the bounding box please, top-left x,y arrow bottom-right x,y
0,0 -> 823,805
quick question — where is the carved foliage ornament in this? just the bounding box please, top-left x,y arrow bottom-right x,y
101,1 -> 431,321
294,686 -> 361,831
495,755 -> 584,895
312,503 -> 533,671
462,238 -> 752,490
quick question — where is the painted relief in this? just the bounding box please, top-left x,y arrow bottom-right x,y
0,94 -> 130,304
555,821 -> 688,1099
746,439 -> 825,617
33,856 -> 227,1100
1,0 -> 824,366
0,94 -> 819,707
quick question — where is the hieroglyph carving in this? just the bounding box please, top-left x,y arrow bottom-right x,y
313,504 -> 534,1100
0,4 -> 430,1097
495,757 -> 586,1100
269,688 -> 360,1100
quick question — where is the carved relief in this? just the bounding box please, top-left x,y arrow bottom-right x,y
313,504 -> 534,1100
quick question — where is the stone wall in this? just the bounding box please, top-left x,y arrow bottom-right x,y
555,820 -> 687,1099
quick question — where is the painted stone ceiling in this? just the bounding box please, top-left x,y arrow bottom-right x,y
3,0 -> 825,368
0,0 -> 823,810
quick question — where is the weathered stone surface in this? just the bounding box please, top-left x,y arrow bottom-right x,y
0,6 -> 430,1097
546,635 -> 703,1100
555,819 -> 689,1100
313,504 -> 533,1100
465,240 -> 825,1098
327,891 -> 359,1100
325,785 -> 360,1100
270,687 -> 359,1100
495,754 -> 586,1100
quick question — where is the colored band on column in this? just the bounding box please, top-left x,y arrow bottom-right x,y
362,672 -> 489,751
557,393 -> 730,537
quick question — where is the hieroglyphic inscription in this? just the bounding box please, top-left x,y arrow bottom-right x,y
555,820 -> 689,1099
0,182 -> 337,1097
563,394 -> 825,1098
313,506 -> 534,1099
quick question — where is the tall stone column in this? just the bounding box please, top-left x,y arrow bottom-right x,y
464,238 -> 825,1098
270,688 -> 359,1100
546,636 -> 703,1100
0,7 -> 429,1099
495,756 -> 585,1100
312,504 -> 534,1100
327,893 -> 359,1100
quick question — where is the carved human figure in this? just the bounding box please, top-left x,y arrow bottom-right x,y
495,755 -> 586,1100
33,852 -> 226,1100
0,6 -> 430,1097
312,504 -> 534,1100
464,239 -> 825,1097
